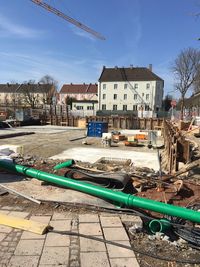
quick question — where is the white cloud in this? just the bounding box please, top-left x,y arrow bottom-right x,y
0,14 -> 45,39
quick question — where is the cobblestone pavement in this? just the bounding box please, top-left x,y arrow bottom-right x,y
0,206 -> 141,267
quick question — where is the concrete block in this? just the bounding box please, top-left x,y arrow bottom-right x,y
45,232 -> 70,246
31,178 -> 47,186
110,257 -> 140,267
21,231 -> 46,240
120,215 -> 142,223
103,227 -> 129,241
52,212 -> 73,220
30,215 -> 51,224
79,214 -> 99,223
0,225 -> 13,233
106,240 -> 135,258
0,233 -> 6,241
0,210 -> 11,215
8,211 -> 29,219
79,223 -> 102,236
1,206 -> 13,210
50,220 -> 71,231
14,239 -> 44,256
80,236 -> 106,252
8,255 -> 39,267
39,246 -> 69,265
80,252 -> 110,267
100,216 -> 122,227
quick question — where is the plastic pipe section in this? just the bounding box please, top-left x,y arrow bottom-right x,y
149,219 -> 171,233
1,160 -> 200,224
53,160 -> 75,170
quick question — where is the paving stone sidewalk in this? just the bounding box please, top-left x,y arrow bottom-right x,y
0,207 -> 140,267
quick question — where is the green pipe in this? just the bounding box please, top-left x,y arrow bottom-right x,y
149,219 -> 171,233
1,160 -> 200,224
53,160 -> 75,170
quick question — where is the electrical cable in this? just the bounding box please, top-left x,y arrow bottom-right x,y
166,203 -> 200,246
40,199 -> 199,230
49,229 -> 200,264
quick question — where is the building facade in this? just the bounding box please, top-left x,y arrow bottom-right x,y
98,66 -> 164,117
0,83 -> 56,108
71,100 -> 98,117
59,83 -> 98,104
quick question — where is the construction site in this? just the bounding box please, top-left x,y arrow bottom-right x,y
1,1 -> 200,267
0,117 -> 199,267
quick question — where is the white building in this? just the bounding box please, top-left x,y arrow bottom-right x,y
71,100 -> 98,117
98,65 -> 164,117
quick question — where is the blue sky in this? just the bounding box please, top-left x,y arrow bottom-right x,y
0,0 -> 200,96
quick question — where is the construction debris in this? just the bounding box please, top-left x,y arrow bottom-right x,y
0,183 -> 41,204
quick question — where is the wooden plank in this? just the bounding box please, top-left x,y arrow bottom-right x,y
0,213 -> 50,234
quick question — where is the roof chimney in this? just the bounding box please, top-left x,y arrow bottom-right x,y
103,65 -> 106,70
71,83 -> 73,85
149,64 -> 152,71
130,64 -> 133,69
115,66 -> 118,69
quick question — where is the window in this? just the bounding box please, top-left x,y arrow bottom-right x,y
133,105 -> 137,111
113,105 -> 117,110
76,106 -> 83,110
124,94 -> 127,100
134,94 -> 137,100
124,83 -> 128,89
123,105 -> 127,111
134,84 -> 138,89
102,94 -> 106,99
103,84 -> 106,89
102,104 -> 106,110
145,105 -> 150,111
114,84 -> 118,89
87,106 -> 94,110
146,94 -> 149,100
146,83 -> 150,89
113,94 -> 117,100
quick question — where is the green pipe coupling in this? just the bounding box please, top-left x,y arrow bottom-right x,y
53,159 -> 75,170
149,219 -> 171,234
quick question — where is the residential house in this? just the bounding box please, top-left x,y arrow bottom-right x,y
98,65 -> 164,117
184,91 -> 200,117
59,83 -> 98,103
71,100 -> 98,117
0,83 -> 56,108
59,83 -> 98,116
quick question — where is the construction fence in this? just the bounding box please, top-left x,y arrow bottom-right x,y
48,115 -> 164,130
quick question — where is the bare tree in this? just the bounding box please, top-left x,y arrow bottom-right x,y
20,80 -> 40,109
39,75 -> 58,105
171,47 -> 200,119
39,75 -> 58,89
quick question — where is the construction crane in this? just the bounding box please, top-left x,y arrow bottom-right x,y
30,0 -> 105,40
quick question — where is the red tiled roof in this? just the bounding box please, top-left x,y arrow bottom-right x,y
60,84 -> 97,94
